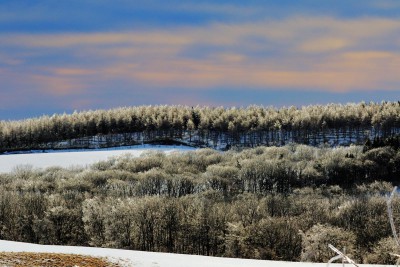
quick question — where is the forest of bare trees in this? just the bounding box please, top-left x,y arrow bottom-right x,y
1,102 -> 400,152
1,144 -> 400,263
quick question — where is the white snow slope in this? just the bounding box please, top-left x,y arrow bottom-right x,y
0,145 -> 196,173
0,240 -> 392,267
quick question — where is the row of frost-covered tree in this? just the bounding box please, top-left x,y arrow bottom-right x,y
0,144 -> 400,263
1,102 -> 400,152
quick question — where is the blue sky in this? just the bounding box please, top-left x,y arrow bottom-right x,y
1,0 -> 400,119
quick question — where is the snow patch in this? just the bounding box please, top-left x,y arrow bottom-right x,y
0,240 -> 390,267
0,145 -> 196,173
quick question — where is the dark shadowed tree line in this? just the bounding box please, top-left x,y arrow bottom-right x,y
0,145 -> 400,263
1,102 -> 400,152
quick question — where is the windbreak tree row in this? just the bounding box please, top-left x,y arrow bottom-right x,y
1,102 -> 400,152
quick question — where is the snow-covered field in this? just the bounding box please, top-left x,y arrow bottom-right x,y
0,240 -> 392,267
0,145 -> 196,173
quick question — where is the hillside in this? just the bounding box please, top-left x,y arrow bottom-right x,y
0,103 -> 399,265
0,145 -> 399,264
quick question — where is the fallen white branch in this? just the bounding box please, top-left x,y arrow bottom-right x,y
327,244 -> 358,267
387,186 -> 400,248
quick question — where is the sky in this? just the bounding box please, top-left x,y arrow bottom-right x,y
0,0 -> 400,120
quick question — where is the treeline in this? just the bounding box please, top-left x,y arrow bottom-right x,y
0,145 -> 400,263
1,102 -> 400,152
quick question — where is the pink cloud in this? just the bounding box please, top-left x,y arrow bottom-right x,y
31,74 -> 87,96
52,68 -> 96,76
2,32 -> 191,48
96,51 -> 400,92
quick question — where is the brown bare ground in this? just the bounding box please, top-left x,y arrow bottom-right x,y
0,252 -> 124,267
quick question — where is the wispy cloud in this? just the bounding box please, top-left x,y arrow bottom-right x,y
51,68 -> 97,76
0,52 -> 23,66
299,37 -> 349,53
1,32 -> 191,48
1,15 -> 400,105
177,3 -> 261,18
32,75 -> 88,95
369,0 -> 400,9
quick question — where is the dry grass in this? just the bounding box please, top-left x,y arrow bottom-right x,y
0,252 -> 124,267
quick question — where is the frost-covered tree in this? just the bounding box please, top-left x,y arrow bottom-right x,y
82,197 -> 106,247
300,223 -> 356,263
